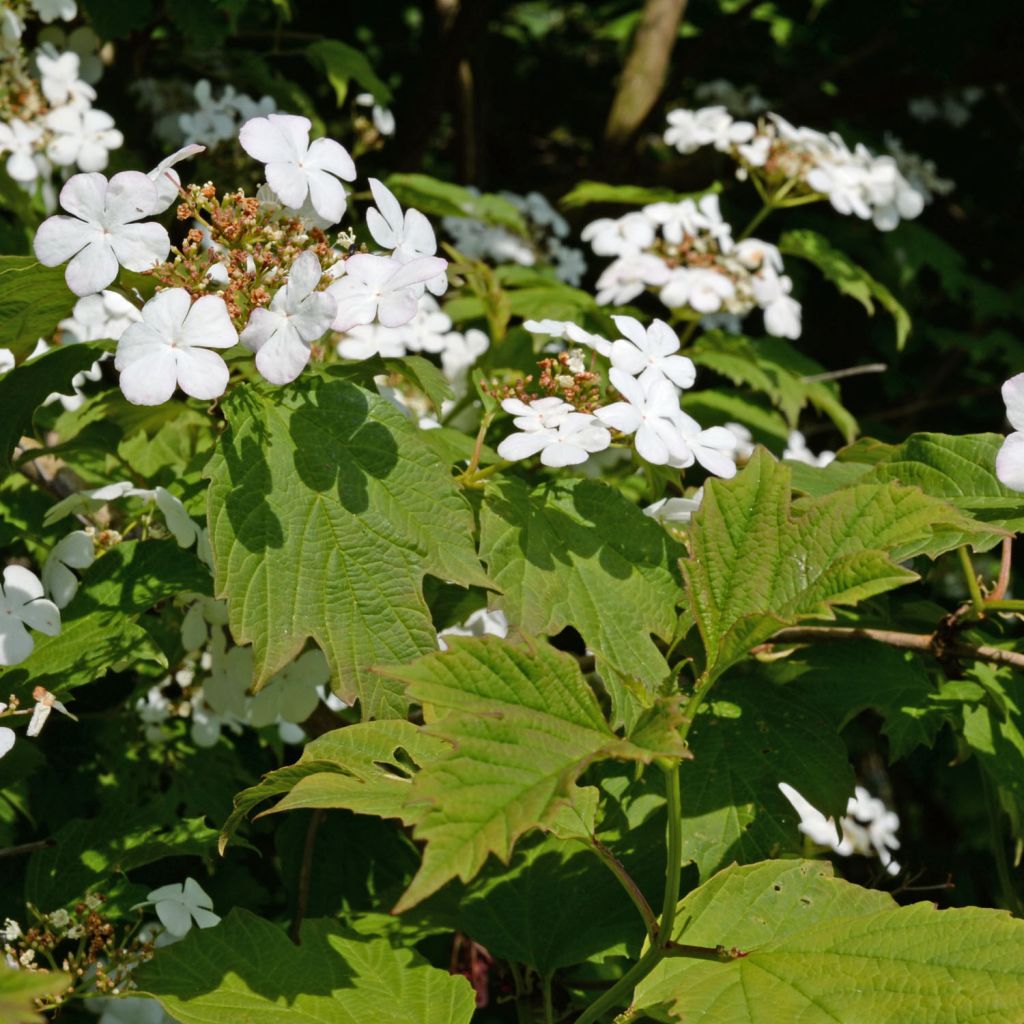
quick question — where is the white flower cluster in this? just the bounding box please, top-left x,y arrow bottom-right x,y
693,78 -> 769,118
996,373 -> 1024,492
664,107 -> 938,232
443,189 -> 587,286
908,87 -> 983,129
0,10 -> 121,199
779,781 -> 902,876
584,194 -> 801,339
139,600 -> 341,749
29,112 -> 449,404
178,79 -> 276,149
498,315 -> 738,475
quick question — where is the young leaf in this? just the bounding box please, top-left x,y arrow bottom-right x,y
384,173 -> 528,234
205,372 -> 489,718
780,229 -> 911,348
559,181 -> 721,209
219,720 -> 450,851
479,478 -> 684,702
634,859 -> 1024,1022
679,677 -> 855,879
0,257 -> 78,361
305,39 -> 392,106
684,449 -> 984,682
385,636 -> 688,911
135,909 -> 476,1024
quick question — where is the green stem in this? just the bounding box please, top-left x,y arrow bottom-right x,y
542,971 -> 556,1024
508,961 -> 532,1024
588,839 -> 660,942
738,202 -> 774,241
659,763 -> 683,944
982,769 -> 1024,917
984,599 -> 1024,612
677,320 -> 700,349
957,546 -> 985,616
574,945 -> 662,1024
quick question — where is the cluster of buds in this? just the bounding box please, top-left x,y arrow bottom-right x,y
149,183 -> 344,329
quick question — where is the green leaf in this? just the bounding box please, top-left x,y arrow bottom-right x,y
0,540 -> 209,699
634,859 -> 1024,1023
305,39 -> 392,106
690,332 -> 858,440
559,181 -> 721,209
136,908 -> 476,1024
684,449 -> 983,682
0,258 -> 78,361
219,721 -> 450,851
0,341 -> 108,474
479,478 -> 685,705
0,963 -> 69,1024
385,173 -> 528,235
205,371 -> 489,718
679,677 -> 854,879
383,355 -> 454,415
385,636 -> 688,911
780,229 -> 911,348
771,642 -> 944,760
26,806 -> 219,911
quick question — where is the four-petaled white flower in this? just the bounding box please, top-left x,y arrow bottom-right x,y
45,106 -> 123,172
36,47 -> 94,108
660,267 -> 736,314
671,411 -> 738,478
241,251 -> 336,385
34,171 -> 171,296
523,318 -> 612,357
997,373 -> 1024,491
0,566 -> 61,667
501,396 -> 576,433
143,878 -> 220,938
498,412 -> 611,467
247,650 -> 330,728
596,370 -> 690,466
41,531 -> 94,608
328,253 -> 447,332
239,113 -> 356,223
609,315 -> 696,389
644,490 -> 704,526
366,178 -> 446,295
31,0 -> 77,23
115,289 -> 237,405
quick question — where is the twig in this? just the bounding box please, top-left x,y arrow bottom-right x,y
0,838 -> 55,859
992,538 -> 1014,602
588,839 -> 660,942
764,625 -> 1024,671
801,363 -> 887,384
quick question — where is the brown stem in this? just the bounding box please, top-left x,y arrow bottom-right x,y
603,0 -> 689,151
663,941 -> 747,961
289,809 -> 325,943
0,838 -> 55,859
765,626 -> 1024,671
589,838 -> 660,942
992,538 -> 1014,602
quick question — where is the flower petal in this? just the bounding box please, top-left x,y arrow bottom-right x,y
306,137 -> 356,181
265,161 -> 308,209
58,171 -> 107,222
181,295 -> 237,350
305,168 -> 347,224
33,215 -> 101,268
64,238 -> 118,296
118,347 -> 178,405
0,617 -> 33,666
110,221 -> 170,272
17,598 -> 60,636
996,432 -> 1024,492
497,431 -> 551,461
254,326 -> 311,385
1003,374 -> 1024,433
104,171 -> 159,225
175,347 -> 230,401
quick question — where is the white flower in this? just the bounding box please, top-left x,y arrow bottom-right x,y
0,120 -> 43,182
328,253 -> 447,332
36,48 -> 94,108
0,566 -> 61,666
523,318 -> 612,357
96,995 -> 175,1024
671,412 -> 738,478
371,294 -> 453,354
1,9 -> 24,54
336,321 -> 408,361
202,631 -> 254,718
144,878 -> 220,938
608,315 -> 696,389
497,412 -> 611,468
751,270 -> 802,339
595,370 -> 690,466
440,328 -> 488,382
501,395 -> 576,433
239,113 -> 356,223
248,650 -> 330,727
581,212 -> 655,257
783,430 -> 835,468
31,0 -> 77,23
43,480 -> 154,527
45,107 -> 123,172
148,143 -> 206,214
996,373 -> 1024,491
366,178 -> 446,296
725,422 -> 756,460
115,290 -> 237,405
438,608 -> 509,650
594,254 -> 670,306
778,782 -> 901,876
60,290 -> 141,343
548,238 -> 587,285
644,490 -> 704,526
34,171 -> 171,296
241,251 -> 335,385
154,487 -> 202,548
37,25 -> 103,84
660,267 -> 736,314
355,92 -> 396,136
733,238 -> 784,273
0,704 -> 14,761
664,105 -> 754,154
41,531 -> 94,608
0,349 -> 13,375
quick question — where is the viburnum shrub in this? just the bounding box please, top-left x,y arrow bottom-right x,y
2,5 -> 1024,1024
